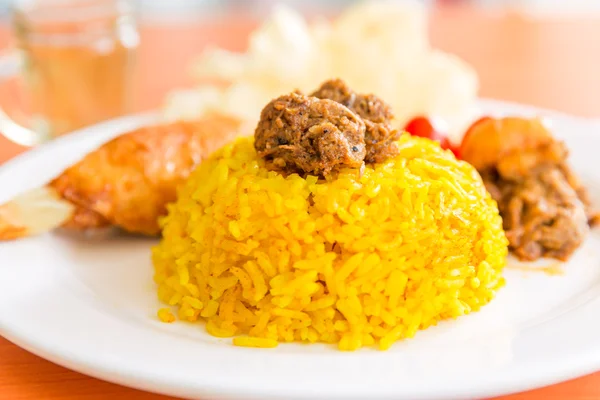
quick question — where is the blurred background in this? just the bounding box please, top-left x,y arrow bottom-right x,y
0,0 -> 599,154
0,0 -> 599,18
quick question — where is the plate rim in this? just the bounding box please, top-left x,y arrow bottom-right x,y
1,99 -> 600,400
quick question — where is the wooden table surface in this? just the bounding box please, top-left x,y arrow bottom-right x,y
2,5 -> 600,400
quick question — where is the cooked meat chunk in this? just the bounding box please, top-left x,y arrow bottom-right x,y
461,117 -> 597,261
482,149 -> 590,261
310,79 -> 392,124
559,163 -> 600,227
361,111 -> 401,163
309,78 -> 356,108
254,92 -> 366,176
311,79 -> 400,163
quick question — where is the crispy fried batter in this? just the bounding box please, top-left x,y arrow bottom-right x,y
0,222 -> 27,240
50,114 -> 243,235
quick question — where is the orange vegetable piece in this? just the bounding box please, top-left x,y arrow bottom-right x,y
460,116 -> 553,171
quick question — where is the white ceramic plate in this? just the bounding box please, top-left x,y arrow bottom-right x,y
1,100 -> 600,400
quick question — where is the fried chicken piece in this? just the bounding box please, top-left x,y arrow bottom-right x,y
254,92 -> 366,176
0,114 -> 243,239
461,116 -> 597,261
311,79 -> 400,163
52,115 -> 243,235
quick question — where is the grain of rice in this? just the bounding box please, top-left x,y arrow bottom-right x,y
157,308 -> 175,323
233,336 -> 279,348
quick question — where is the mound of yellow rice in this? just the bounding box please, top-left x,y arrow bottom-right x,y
152,134 -> 508,351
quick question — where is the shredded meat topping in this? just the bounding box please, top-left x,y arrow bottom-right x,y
311,79 -> 400,163
254,92 -> 366,176
254,79 -> 401,177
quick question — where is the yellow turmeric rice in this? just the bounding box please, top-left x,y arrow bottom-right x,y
152,134 -> 508,350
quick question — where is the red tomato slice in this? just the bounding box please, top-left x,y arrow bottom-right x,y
448,144 -> 461,159
404,116 -> 459,158
404,116 -> 438,140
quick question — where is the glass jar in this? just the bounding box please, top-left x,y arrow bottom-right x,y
1,0 -> 139,144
